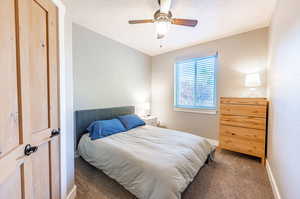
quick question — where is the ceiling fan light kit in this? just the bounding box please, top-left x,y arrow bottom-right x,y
155,20 -> 170,39
128,0 -> 198,40
154,11 -> 172,39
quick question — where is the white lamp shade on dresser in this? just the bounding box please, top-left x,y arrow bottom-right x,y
245,73 -> 261,88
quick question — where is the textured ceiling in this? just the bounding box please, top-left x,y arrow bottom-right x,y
67,0 -> 277,56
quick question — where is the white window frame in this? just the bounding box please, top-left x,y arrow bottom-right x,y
173,54 -> 218,114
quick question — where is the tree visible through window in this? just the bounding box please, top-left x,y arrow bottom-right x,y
175,54 -> 217,109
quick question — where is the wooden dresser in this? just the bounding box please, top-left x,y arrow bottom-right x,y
219,97 -> 268,164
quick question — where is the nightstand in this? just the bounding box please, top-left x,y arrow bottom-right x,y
141,116 -> 158,126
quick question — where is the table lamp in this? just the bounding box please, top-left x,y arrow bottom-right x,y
245,73 -> 261,97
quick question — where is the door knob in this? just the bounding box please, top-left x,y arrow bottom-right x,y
51,128 -> 60,138
24,144 -> 38,156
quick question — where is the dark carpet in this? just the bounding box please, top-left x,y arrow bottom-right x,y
75,149 -> 274,199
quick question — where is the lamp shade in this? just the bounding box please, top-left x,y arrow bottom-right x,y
245,73 -> 261,88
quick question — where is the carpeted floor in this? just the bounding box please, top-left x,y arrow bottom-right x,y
75,149 -> 274,199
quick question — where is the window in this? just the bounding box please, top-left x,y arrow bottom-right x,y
174,54 -> 217,111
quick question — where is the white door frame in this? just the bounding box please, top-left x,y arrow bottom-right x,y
49,0 -> 69,198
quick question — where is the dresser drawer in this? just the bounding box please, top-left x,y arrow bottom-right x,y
219,135 -> 265,157
220,125 -> 265,142
220,115 -> 266,130
221,97 -> 268,106
220,104 -> 267,118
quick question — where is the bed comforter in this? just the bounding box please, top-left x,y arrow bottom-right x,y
78,125 -> 213,199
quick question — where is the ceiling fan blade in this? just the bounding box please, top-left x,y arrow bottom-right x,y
159,0 -> 172,14
172,18 -> 198,27
128,19 -> 154,24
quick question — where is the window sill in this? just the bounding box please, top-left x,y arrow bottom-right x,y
174,107 -> 217,115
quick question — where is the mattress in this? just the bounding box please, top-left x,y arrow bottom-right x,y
78,125 -> 213,199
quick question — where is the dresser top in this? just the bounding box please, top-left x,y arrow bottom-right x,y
220,97 -> 268,106
220,97 -> 267,100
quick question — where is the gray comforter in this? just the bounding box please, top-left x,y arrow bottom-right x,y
78,125 -> 213,199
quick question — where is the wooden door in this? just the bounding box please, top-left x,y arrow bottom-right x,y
0,0 -> 60,198
0,0 -> 24,198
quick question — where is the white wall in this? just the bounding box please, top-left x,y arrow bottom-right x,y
73,23 -> 152,112
267,0 -> 300,198
151,28 -> 269,140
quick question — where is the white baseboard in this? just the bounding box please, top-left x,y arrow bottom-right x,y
66,185 -> 77,199
206,138 -> 219,147
266,160 -> 281,199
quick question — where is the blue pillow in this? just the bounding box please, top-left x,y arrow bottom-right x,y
87,119 -> 126,140
117,114 -> 145,130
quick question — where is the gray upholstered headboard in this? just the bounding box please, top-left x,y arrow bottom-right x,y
75,106 -> 135,147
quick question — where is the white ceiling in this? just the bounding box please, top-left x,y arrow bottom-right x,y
67,0 -> 277,56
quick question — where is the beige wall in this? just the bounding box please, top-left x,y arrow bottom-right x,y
151,28 -> 269,140
267,0 -> 300,198
73,23 -> 152,111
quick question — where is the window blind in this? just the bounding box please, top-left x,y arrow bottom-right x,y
175,55 -> 217,109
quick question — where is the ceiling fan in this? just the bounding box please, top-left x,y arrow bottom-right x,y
128,0 -> 198,39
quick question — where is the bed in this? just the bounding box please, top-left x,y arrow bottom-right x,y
75,106 -> 215,199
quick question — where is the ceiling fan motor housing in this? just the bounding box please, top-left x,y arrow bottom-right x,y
154,10 -> 172,22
